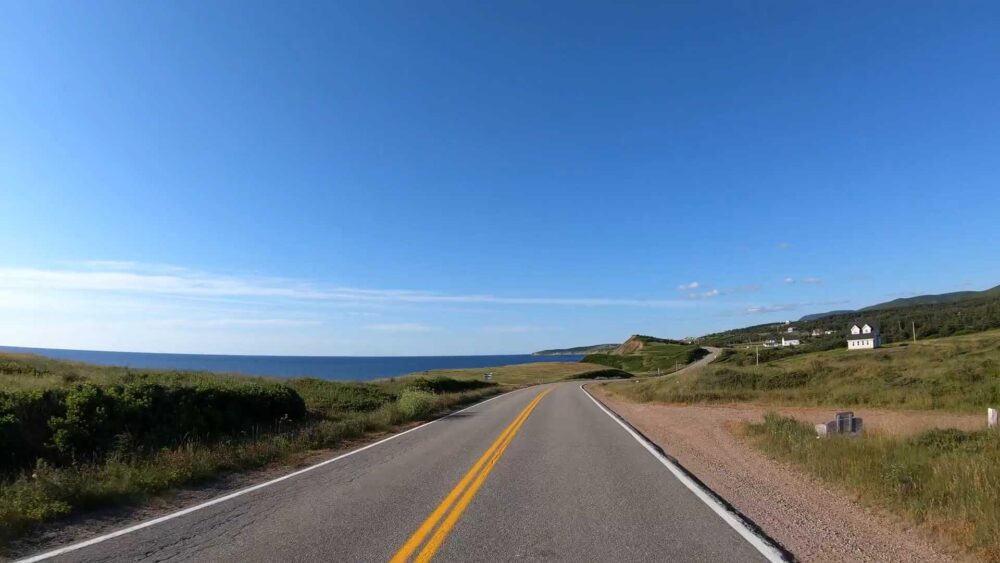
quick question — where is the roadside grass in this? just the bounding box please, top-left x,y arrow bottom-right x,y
745,414 -> 1000,561
583,341 -> 707,374
605,330 -> 1000,411
391,361 -> 629,386
0,353 -> 502,551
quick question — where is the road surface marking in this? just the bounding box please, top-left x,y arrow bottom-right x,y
392,388 -> 551,563
580,384 -> 789,563
15,390 -> 519,563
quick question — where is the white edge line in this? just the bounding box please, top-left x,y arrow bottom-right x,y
579,384 -> 787,563
16,389 -> 519,563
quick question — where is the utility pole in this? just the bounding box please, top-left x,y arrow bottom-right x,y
912,321 -> 917,343
756,345 -> 759,367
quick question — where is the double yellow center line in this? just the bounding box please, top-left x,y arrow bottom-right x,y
390,388 -> 552,563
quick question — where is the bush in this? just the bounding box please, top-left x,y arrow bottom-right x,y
288,379 -> 394,414
0,390 -> 67,473
0,382 -> 306,474
403,376 -> 494,394
396,390 -> 436,420
49,383 -> 306,461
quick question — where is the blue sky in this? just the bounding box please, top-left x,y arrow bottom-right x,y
2,1 -> 999,355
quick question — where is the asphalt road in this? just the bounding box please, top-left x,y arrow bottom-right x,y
22,383 -> 777,563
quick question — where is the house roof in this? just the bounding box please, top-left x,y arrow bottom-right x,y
849,320 -> 880,331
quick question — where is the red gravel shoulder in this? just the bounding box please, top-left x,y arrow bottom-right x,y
591,387 -> 978,562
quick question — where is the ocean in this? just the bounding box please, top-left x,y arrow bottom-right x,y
0,346 -> 585,381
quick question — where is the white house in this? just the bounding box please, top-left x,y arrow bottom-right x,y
781,336 -> 800,347
762,338 -> 778,348
847,321 -> 881,350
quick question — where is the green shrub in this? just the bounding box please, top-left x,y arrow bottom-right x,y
403,376 -> 494,394
48,383 -> 306,461
0,382 -> 305,474
0,390 -> 67,473
288,379 -> 394,414
396,390 -> 436,420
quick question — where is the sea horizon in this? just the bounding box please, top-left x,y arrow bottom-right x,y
0,345 -> 584,381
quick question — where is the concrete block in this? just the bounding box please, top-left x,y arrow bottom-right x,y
816,413 -> 862,438
990,408 -> 998,429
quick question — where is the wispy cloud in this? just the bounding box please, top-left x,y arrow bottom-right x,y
777,242 -> 792,250
744,299 -> 850,315
480,325 -> 558,334
363,323 -> 439,333
688,289 -> 720,299
0,264 -> 693,309
784,276 -> 822,285
676,281 -> 700,291
148,318 -> 323,328
745,304 -> 798,314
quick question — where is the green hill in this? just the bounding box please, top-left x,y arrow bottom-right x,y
583,335 -> 707,373
862,283 -> 1000,311
798,283 -> 1000,321
701,282 -> 1000,350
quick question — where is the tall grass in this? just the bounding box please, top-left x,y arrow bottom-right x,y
746,414 -> 1000,561
607,330 -> 1000,411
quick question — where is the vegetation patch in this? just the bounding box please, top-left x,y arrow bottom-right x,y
584,340 -> 706,374
396,390 -> 437,419
607,330 -> 1000,411
397,361 -> 620,386
746,414 -> 1000,560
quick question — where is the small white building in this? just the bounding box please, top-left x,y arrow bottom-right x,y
811,328 -> 823,337
786,326 -> 796,333
762,338 -> 778,348
847,321 -> 881,350
781,336 -> 800,347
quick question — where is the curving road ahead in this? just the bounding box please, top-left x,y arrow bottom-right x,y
20,382 -> 782,563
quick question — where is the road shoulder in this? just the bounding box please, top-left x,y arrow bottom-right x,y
588,387 -> 972,563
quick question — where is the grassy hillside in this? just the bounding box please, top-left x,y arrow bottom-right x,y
0,353 -> 501,549
606,330 -> 1000,411
700,288 -> 1000,351
583,335 -> 708,374
394,361 -> 630,386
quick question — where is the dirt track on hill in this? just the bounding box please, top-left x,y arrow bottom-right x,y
591,390 -> 982,562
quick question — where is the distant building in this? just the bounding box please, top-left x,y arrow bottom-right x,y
781,336 -> 800,347
786,326 -> 796,333
847,321 -> 881,350
824,329 -> 835,335
762,338 -> 778,348
811,329 -> 823,337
